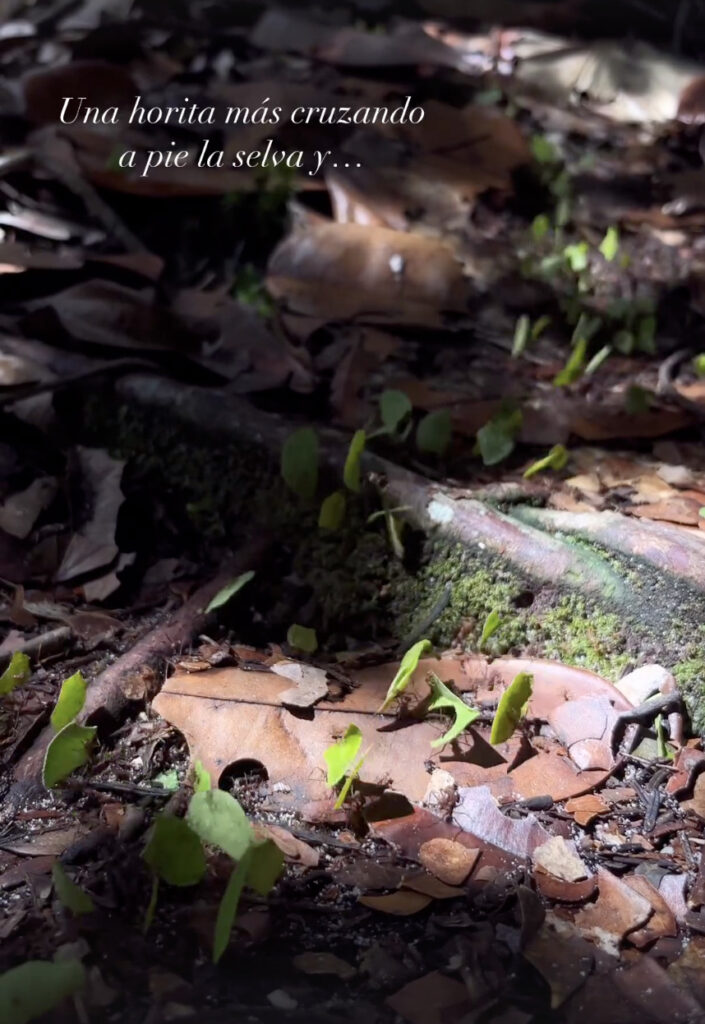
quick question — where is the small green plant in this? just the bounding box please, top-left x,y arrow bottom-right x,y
475,407 -> 522,466
281,427 -> 319,501
0,651 -> 30,696
206,571 -> 255,614
378,639 -> 431,713
287,624 -> 318,653
523,444 -> 569,479
490,672 -> 533,744
43,672 -> 96,789
416,409 -> 452,456
426,673 -> 479,748
324,724 -> 368,808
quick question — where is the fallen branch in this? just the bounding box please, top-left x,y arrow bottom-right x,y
14,536 -> 269,783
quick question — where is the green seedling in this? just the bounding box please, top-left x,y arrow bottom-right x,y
490,672 -> 533,744
378,639 -> 432,713
206,571 -> 255,613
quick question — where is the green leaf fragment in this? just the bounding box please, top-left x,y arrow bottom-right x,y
281,427 -> 319,500
490,672 -> 533,744
43,722 -> 96,789
153,769 -> 179,791
319,490 -> 346,531
416,410 -> 452,456
585,345 -> 612,375
512,314 -> 531,357
205,571 -> 255,613
187,789 -> 253,861
324,724 -> 363,787
475,408 -> 522,466
599,225 -> 620,262
379,389 -> 412,433
50,672 -> 87,733
480,610 -> 501,649
523,444 -> 569,479
531,135 -> 558,164
530,214 -> 550,241
563,241 -> 589,273
694,354 -> 705,378
427,673 -> 480,749
246,839 -> 284,895
343,429 -> 366,492
213,850 -> 252,964
52,862 -> 94,916
334,750 -> 367,809
553,335 -> 588,387
378,638 -> 432,713
0,652 -> 31,696
143,814 -> 206,887
0,959 -> 86,1024
636,315 -> 656,354
531,315 -> 551,340
286,624 -> 318,653
194,760 -> 212,792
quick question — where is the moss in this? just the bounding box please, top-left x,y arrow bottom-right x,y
674,657 -> 705,734
531,595 -> 631,680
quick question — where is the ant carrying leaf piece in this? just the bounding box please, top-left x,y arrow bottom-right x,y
416,410 -> 451,456
427,673 -> 480,749
379,389 -> 412,435
323,724 -> 367,809
0,651 -> 31,696
480,610 -> 501,649
490,672 -> 534,745
523,445 -> 569,479
344,429 -> 366,492
378,638 -> 432,712
281,426 -> 319,500
287,624 -> 318,653
319,490 -> 346,531
206,570 -> 255,613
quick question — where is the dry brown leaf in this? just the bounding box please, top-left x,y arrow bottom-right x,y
572,869 -> 652,955
418,838 -> 479,886
509,753 -> 609,802
401,872 -> 465,900
453,785 -> 551,858
563,794 -> 610,827
523,921 -> 595,1009
293,952 -> 356,980
624,876 -> 678,947
252,824 -> 319,868
386,971 -> 468,1024
359,890 -> 432,916
531,837 -> 588,883
631,497 -> 704,526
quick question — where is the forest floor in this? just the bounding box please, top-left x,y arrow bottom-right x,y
5,2 -> 705,1022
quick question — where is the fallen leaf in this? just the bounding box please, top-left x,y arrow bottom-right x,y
453,785 -> 551,858
564,794 -> 610,827
252,824 -> 319,868
418,838 -> 479,886
55,448 -> 125,585
359,890 -> 432,916
523,921 -> 595,1008
401,873 -> 465,899
532,837 -> 589,883
386,971 -> 468,1024
271,661 -> 329,709
509,752 -> 609,802
624,876 -> 677,947
293,952 -> 356,980
1,826 -> 85,857
572,869 -> 652,955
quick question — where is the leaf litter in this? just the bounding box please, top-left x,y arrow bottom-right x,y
4,2 -> 705,1022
